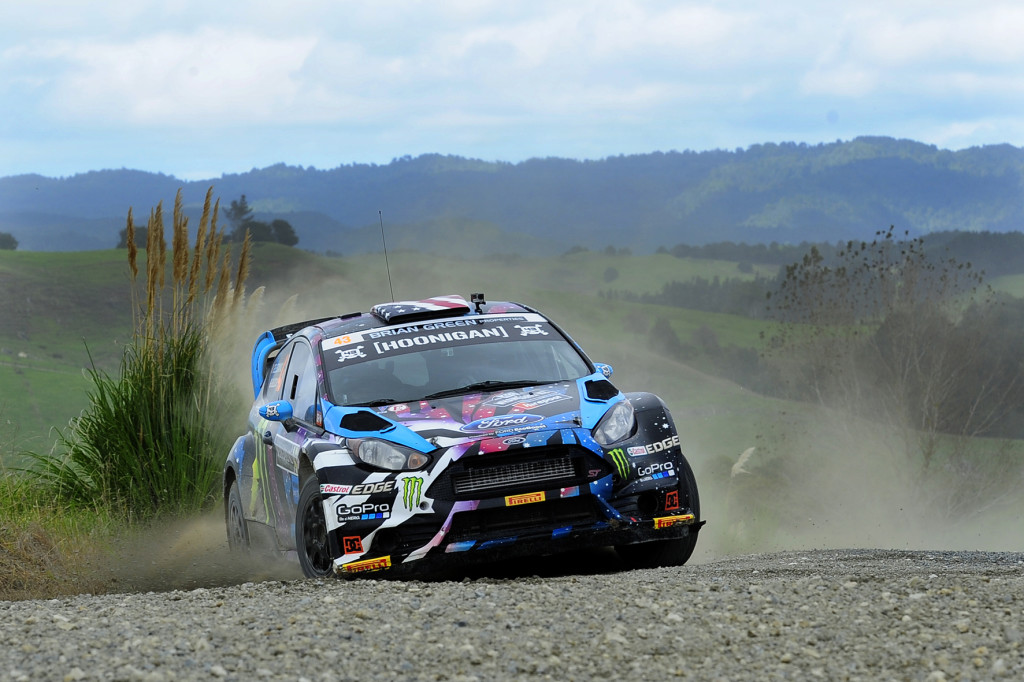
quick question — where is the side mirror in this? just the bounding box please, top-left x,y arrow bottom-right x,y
259,400 -> 294,422
594,363 -> 614,378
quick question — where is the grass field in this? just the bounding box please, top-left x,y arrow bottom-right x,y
0,250 -> 136,453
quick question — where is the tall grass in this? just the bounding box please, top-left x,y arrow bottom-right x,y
29,188 -> 252,519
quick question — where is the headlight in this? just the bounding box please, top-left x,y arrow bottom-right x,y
352,439 -> 430,471
592,399 -> 636,446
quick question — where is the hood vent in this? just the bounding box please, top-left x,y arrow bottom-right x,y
584,379 -> 618,401
340,410 -> 392,433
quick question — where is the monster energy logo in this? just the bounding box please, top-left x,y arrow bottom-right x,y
402,477 -> 424,511
608,449 -> 629,479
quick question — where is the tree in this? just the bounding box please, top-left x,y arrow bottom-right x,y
116,226 -> 147,249
223,195 -> 254,235
0,232 -> 18,250
239,220 -> 274,243
648,317 -> 683,357
763,226 -> 1024,512
271,219 -> 299,246
223,196 -> 299,246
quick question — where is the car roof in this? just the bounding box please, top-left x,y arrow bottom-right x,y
248,294 -> 558,398
267,294 -> 536,346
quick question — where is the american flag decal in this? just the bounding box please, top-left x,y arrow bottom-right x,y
372,295 -> 471,323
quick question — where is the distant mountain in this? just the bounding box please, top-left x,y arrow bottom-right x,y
2,137 -> 1024,254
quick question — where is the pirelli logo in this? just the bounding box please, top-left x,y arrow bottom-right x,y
341,555 -> 392,573
654,514 -> 695,529
505,491 -> 546,507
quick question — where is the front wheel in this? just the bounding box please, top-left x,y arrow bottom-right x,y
616,454 -> 701,568
295,476 -> 334,578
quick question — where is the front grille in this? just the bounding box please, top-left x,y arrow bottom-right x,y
428,446 -> 601,501
447,496 -> 600,544
453,456 -> 575,496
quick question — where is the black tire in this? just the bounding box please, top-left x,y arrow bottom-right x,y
616,454 -> 701,568
225,479 -> 250,552
296,475 -> 334,578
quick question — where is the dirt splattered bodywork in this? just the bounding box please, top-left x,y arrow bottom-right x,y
224,294 -> 702,577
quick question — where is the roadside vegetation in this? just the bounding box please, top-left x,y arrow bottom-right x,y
59,190 -> 253,515
0,467 -> 116,599
1,188 -> 258,598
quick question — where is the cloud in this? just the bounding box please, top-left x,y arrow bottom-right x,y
799,3 -> 1024,99
855,5 -> 1024,66
5,2 -> 786,131
35,28 -> 316,126
4,0 -> 1024,177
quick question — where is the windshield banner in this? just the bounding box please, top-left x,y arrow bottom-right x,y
321,313 -> 554,368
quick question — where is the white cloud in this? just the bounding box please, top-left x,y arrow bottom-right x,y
42,28 -> 317,125
799,2 -> 1024,99
4,0 -> 1024,177
854,5 -> 1024,66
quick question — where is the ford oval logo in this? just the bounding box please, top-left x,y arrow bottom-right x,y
461,413 -> 544,432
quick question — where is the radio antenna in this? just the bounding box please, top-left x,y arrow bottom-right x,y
379,210 -> 395,302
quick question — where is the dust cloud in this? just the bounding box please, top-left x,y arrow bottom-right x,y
688,407 -> 1024,564
96,513 -> 301,594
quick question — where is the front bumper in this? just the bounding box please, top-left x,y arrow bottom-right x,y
320,416 -> 700,577
334,499 -> 702,577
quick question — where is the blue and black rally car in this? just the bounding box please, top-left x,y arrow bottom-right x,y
223,294 -> 702,577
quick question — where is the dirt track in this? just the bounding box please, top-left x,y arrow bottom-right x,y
3,547 -> 1022,680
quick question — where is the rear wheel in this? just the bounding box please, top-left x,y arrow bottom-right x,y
616,454 -> 701,568
225,479 -> 250,552
296,476 -> 334,578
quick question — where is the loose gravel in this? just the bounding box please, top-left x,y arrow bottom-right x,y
2,549 -> 1022,681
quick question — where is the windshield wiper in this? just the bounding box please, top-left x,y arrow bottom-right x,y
356,398 -> 402,407
422,380 -> 552,401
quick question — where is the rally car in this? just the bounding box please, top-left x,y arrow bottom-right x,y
223,293 -> 702,577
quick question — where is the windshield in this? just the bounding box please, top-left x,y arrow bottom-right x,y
322,313 -> 593,406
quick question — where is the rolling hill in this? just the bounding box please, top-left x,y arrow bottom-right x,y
3,137 -> 1024,255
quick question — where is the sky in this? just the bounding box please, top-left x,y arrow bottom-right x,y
3,0 -> 1024,181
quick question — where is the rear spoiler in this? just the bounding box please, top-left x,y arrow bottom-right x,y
249,316 -> 337,397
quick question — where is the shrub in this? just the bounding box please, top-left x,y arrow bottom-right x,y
29,188 -> 253,519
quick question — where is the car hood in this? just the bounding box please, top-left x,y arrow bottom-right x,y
324,373 -> 620,451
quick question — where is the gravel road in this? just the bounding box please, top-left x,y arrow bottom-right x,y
3,548 -> 1022,681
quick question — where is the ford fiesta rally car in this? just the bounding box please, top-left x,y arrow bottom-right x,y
223,294 -> 702,577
